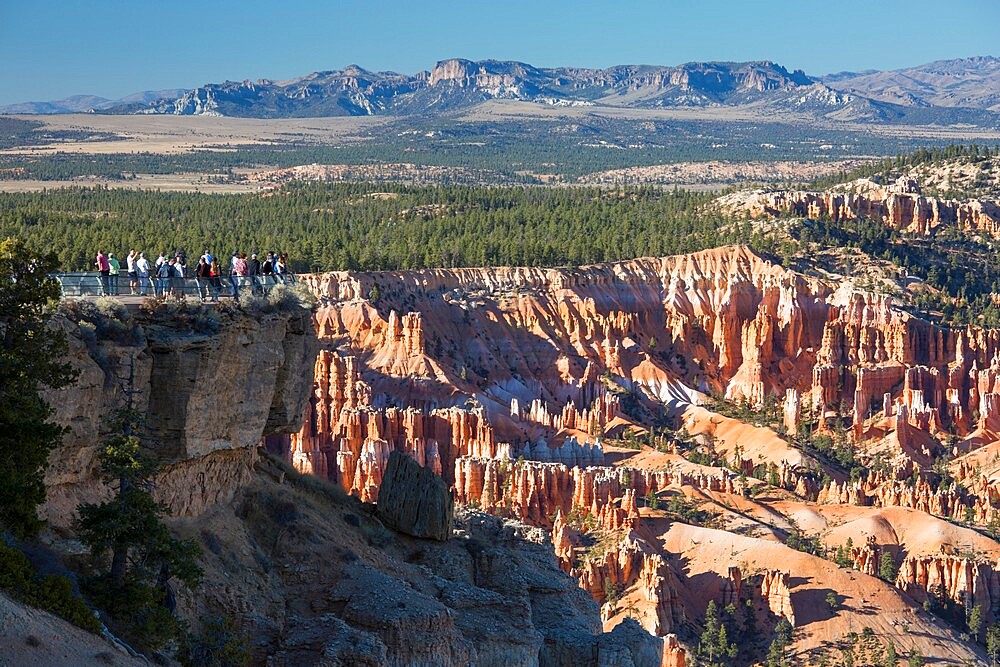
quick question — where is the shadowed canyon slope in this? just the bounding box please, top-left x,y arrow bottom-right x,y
262,244 -> 1000,663
32,300 -> 683,666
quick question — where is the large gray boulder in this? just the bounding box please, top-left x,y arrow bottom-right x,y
376,451 -> 453,540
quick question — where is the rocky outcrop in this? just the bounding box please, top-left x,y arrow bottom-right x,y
376,451 -> 454,540
896,551 -> 1000,624
718,184 -> 1000,237
42,304 -> 318,527
852,535 -> 881,577
592,619 -> 685,667
208,475 -> 678,667
759,570 -> 796,626
453,458 -> 735,527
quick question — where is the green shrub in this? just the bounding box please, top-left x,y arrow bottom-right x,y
31,574 -> 102,634
0,543 -> 34,591
179,615 -> 252,667
62,297 -> 138,344
242,283 -> 316,314
0,544 -> 101,634
85,575 -> 179,650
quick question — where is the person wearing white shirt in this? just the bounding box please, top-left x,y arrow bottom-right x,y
126,250 -> 138,295
136,253 -> 151,296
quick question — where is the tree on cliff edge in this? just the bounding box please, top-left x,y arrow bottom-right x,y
76,404 -> 202,649
0,237 -> 76,537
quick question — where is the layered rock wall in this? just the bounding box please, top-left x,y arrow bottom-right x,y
43,305 -> 318,526
896,552 -> 1000,623
720,187 -> 1000,236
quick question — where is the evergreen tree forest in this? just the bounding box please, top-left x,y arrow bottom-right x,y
0,183 -> 732,273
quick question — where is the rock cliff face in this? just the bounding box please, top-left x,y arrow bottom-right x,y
896,551 -> 1000,624
42,304 -> 318,527
187,472 -> 688,667
271,245 -> 1000,663
717,179 -> 1000,236
293,244 -> 1000,499
376,451 -> 454,540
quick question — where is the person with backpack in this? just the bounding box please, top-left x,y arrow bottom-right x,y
195,257 -> 212,302
156,257 -> 174,299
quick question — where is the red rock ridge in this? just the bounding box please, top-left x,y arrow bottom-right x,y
719,184 -> 1000,237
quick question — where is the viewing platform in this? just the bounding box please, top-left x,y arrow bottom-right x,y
51,272 -> 298,306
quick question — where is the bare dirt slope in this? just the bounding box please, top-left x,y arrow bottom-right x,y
0,592 -> 144,667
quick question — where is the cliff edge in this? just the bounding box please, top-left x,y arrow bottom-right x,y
40,299 -> 319,527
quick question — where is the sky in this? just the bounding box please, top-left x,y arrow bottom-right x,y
1,0 -> 998,105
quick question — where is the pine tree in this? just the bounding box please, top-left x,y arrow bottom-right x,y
969,604 -> 984,640
698,600 -> 737,666
767,619 -> 793,667
76,395 -> 201,649
879,551 -> 898,582
988,624 -> 1000,667
0,237 -> 77,537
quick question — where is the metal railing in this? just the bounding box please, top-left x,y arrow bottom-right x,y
51,272 -> 296,299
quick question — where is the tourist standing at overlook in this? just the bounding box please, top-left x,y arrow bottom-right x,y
126,250 -> 139,295
136,252 -> 151,296
196,257 -> 212,301
173,256 -> 186,297
107,253 -> 120,295
275,254 -> 289,282
261,253 -> 274,275
95,250 -> 111,295
248,253 -> 262,294
228,252 -> 247,298
229,252 -> 240,298
209,258 -> 222,301
156,257 -> 173,299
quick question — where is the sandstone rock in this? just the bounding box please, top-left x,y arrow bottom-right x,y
896,551 -> 1000,624
376,451 -> 454,540
718,188 -> 1000,237
42,306 -> 318,527
759,570 -> 795,626
852,535 -> 880,577
595,618 -> 674,667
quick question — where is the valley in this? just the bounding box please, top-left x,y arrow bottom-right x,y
5,39 -> 1000,667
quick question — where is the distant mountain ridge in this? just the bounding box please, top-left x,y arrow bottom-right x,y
0,89 -> 188,115
3,57 -> 998,124
821,56 -> 1000,111
103,59 -> 824,118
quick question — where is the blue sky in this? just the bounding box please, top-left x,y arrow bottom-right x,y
1,0 -> 998,105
